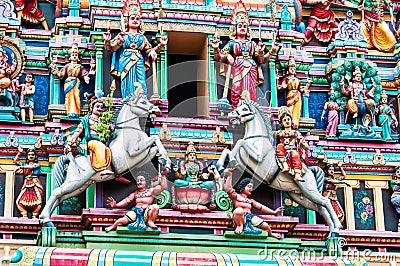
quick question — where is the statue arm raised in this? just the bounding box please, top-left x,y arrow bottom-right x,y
13,145 -> 24,165
224,169 -> 237,200
150,169 -> 168,196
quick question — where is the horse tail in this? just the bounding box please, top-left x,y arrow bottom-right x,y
309,166 -> 325,194
53,154 -> 70,188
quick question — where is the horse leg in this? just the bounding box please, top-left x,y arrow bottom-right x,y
288,192 -> 335,232
296,180 -> 341,234
216,148 -> 232,171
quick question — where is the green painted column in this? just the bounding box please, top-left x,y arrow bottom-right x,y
95,42 -> 104,97
86,184 -> 95,208
49,74 -> 61,104
158,41 -> 168,100
269,61 -> 278,107
307,209 -> 316,224
207,34 -> 217,103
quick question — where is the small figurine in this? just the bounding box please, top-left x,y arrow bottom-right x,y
341,67 -> 375,123
300,0 -> 359,45
13,146 -> 43,218
375,90 -> 398,140
173,141 -> 214,190
210,0 -> 279,108
390,166 -> 400,232
15,0 -> 49,30
275,106 -> 309,182
224,168 -> 283,238
321,93 -> 340,137
360,0 -> 396,51
105,169 -> 168,232
323,161 -> 350,224
65,95 -> 114,177
278,56 -> 311,129
14,73 -> 35,123
50,44 -> 92,118
103,0 -> 167,98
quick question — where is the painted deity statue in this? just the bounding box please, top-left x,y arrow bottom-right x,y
50,44 -> 94,118
224,168 -> 283,238
105,169 -> 168,232
321,93 -> 340,137
323,161 -> 350,224
361,0 -> 396,51
341,66 -> 376,124
375,90 -> 398,140
65,96 -> 114,177
15,0 -> 49,30
173,142 -> 214,190
278,56 -> 311,129
210,0 -> 279,108
104,0 -> 167,98
0,47 -> 17,107
390,166 -> 400,231
13,146 -> 43,218
300,0 -> 359,44
275,106 -> 309,182
13,73 -> 35,123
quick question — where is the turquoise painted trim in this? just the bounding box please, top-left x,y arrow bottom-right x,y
150,128 -> 233,141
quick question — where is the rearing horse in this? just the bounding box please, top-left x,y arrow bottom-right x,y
216,98 -> 342,236
39,94 -> 171,226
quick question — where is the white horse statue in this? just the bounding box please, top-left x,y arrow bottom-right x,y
40,93 -> 171,227
216,98 -> 342,236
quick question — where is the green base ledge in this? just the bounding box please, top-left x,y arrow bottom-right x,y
116,226 -> 161,235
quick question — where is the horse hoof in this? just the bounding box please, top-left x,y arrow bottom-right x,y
330,231 -> 339,238
228,160 -> 239,169
158,158 -> 167,166
42,221 -> 55,228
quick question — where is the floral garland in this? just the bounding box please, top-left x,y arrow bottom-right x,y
93,94 -> 116,144
354,190 -> 374,229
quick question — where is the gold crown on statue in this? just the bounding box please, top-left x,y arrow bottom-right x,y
123,0 -> 142,17
278,106 -> 292,121
186,141 -> 197,155
69,43 -> 79,55
381,90 -> 387,98
231,0 -> 249,25
353,66 -> 362,76
288,56 -> 296,68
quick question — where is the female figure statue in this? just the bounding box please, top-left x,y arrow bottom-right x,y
375,90 -> 398,140
323,161 -> 350,224
275,106 -> 309,182
104,0 -> 167,98
50,44 -> 92,118
278,56 -> 311,129
321,93 -> 340,137
173,141 -> 214,189
210,0 -> 279,108
13,146 -> 43,218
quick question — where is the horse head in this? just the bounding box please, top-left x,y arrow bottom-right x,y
125,91 -> 160,119
228,98 -> 255,126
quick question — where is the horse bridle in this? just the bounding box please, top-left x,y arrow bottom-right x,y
114,98 -> 155,131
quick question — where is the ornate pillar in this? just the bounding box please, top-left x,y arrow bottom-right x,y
207,34 -> 217,103
49,73 -> 61,105
4,171 -> 15,217
366,180 -> 387,231
269,60 -> 278,107
95,42 -> 104,98
157,35 -> 168,100
302,93 -> 310,118
344,180 -> 358,230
